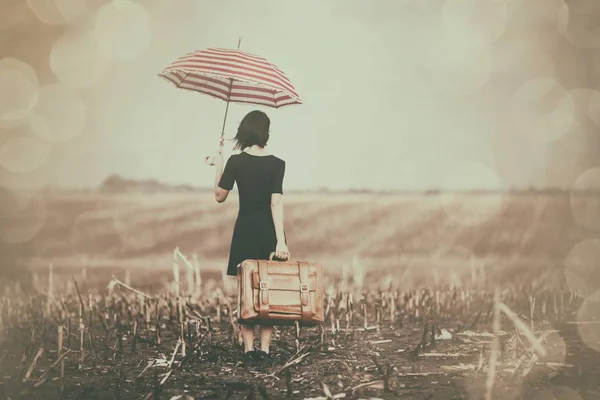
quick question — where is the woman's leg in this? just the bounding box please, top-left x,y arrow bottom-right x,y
259,325 -> 274,353
240,324 -> 255,352
234,269 -> 255,352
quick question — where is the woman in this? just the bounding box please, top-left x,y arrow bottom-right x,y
211,110 -> 290,360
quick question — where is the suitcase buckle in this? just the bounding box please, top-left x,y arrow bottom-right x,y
299,283 -> 309,293
259,281 -> 268,290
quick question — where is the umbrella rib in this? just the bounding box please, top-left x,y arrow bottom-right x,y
220,77 -> 234,138
166,68 -> 296,98
160,70 -> 299,101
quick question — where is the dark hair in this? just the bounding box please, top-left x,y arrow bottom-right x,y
233,110 -> 270,150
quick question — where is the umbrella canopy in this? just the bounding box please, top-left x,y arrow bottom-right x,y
158,47 -> 302,108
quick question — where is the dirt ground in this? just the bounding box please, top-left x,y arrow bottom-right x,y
1,268 -> 599,400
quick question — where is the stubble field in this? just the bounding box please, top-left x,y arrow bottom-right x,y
0,190 -> 599,399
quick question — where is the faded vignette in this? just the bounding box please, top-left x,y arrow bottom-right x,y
1,1 -> 600,399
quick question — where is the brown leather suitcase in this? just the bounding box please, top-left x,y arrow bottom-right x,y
236,254 -> 324,326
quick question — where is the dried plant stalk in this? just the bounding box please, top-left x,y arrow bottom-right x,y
529,296 -> 535,332
172,259 -> 180,299
362,302 -> 368,329
144,298 -> 151,330
174,247 -> 197,296
521,330 -> 554,377
23,348 -> 44,382
46,264 -> 54,316
485,288 -> 501,400
33,349 -> 72,388
79,302 -> 85,365
389,292 -> 396,325
132,320 -> 138,353
58,325 -> 64,391
180,319 -> 186,357
206,317 -> 212,346
155,300 -> 161,345
294,321 -> 300,352
330,308 -> 336,335
107,276 -> 154,300
497,302 -> 547,358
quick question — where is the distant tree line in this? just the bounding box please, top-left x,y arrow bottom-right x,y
99,174 -> 204,193
95,176 -> 600,195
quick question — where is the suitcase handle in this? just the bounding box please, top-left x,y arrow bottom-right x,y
269,252 -> 289,261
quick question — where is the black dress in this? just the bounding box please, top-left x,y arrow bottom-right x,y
218,152 -> 286,276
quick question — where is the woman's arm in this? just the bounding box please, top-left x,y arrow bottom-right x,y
270,160 -> 289,259
270,193 -> 285,243
214,171 -> 229,203
213,153 -> 233,203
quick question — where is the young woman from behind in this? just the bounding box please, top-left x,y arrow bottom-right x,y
211,109 -> 290,360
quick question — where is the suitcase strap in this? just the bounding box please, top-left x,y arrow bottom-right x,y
298,261 -> 313,323
257,260 -> 270,319
256,260 -> 315,323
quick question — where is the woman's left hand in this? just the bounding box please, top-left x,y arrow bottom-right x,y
274,242 -> 290,260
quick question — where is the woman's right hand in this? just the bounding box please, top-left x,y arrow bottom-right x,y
274,242 -> 290,260
212,151 -> 224,170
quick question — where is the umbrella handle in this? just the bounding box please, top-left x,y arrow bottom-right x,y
205,137 -> 225,167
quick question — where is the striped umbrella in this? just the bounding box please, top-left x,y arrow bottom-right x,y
158,39 -> 302,165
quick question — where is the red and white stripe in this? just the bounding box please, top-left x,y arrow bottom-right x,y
158,47 -> 302,108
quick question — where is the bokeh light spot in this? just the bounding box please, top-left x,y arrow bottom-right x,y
570,168 -> 600,232
0,187 -> 21,218
426,30 -> 492,95
70,209 -> 122,254
557,2 -> 600,49
564,239 -> 600,296
54,0 -> 88,24
441,0 -> 508,48
28,0 -> 87,25
0,190 -> 47,244
491,130 -> 549,189
514,0 -> 565,50
492,42 -> 555,80
586,88 -> 600,127
576,291 -> 600,351
568,88 -> 600,126
0,65 -> 39,123
29,84 -> 87,143
592,51 -> 600,83
510,77 -> 576,143
93,0 -> 152,61
0,137 -> 49,173
543,331 -> 568,366
111,200 -> 155,250
50,27 -> 110,89
441,161 -> 505,226
27,0 -> 68,25
0,58 -> 39,88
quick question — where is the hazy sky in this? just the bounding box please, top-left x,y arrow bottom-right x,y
1,0 -> 600,191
